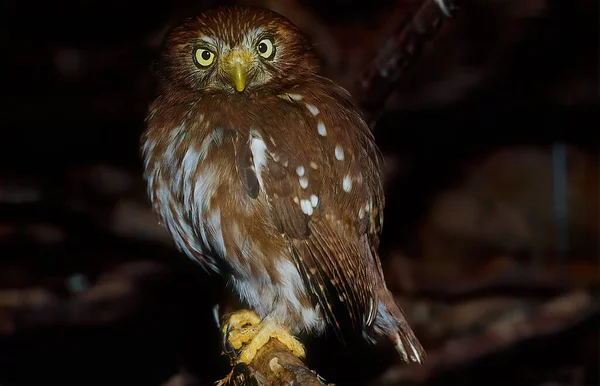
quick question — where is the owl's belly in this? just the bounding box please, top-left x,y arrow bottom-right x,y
229,261 -> 325,335
189,157 -> 325,334
220,194 -> 324,333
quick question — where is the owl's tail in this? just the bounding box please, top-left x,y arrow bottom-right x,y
370,247 -> 426,364
380,289 -> 427,364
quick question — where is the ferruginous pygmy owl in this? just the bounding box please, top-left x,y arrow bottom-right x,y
142,5 -> 425,365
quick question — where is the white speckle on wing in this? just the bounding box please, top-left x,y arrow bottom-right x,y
288,93 -> 303,101
343,175 -> 352,192
293,196 -> 299,204
296,165 -> 305,176
335,145 -> 344,161
310,194 -> 318,207
300,199 -> 313,215
309,161 -> 318,169
299,177 -> 308,189
250,131 -> 268,187
317,121 -> 327,136
306,103 -> 320,116
358,207 -> 365,219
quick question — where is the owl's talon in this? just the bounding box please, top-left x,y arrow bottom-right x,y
212,304 -> 221,329
221,309 -> 263,355
222,310 -> 306,364
222,323 -> 236,357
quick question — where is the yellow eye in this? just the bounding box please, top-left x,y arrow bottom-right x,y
256,38 -> 275,59
194,48 -> 215,67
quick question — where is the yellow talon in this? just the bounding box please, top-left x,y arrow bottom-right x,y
221,309 -> 262,336
222,309 -> 306,364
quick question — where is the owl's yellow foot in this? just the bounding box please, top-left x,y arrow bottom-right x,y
221,309 -> 262,335
222,310 -> 306,364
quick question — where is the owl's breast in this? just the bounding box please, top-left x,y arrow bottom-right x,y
143,112 -> 276,269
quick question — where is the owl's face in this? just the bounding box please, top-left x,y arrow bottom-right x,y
159,6 -> 318,94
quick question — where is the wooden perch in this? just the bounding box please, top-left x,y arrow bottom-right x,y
216,339 -> 332,386
355,0 -> 461,126
212,306 -> 333,386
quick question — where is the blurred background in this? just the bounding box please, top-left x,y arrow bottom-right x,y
0,0 -> 598,385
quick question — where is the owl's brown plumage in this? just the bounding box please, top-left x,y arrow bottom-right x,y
142,5 -> 425,363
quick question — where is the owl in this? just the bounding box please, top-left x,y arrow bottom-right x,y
141,5 -> 425,365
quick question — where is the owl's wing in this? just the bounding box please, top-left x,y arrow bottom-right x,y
234,99 -> 384,338
290,218 -> 380,337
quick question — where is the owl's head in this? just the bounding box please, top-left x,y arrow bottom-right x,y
158,6 -> 319,94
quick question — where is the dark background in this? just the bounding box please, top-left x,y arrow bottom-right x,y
0,0 -> 598,385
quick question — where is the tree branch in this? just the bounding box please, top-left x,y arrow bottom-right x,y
216,339 -> 332,386
354,0 -> 462,126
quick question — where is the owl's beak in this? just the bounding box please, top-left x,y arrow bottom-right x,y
225,51 -> 252,92
231,62 -> 247,92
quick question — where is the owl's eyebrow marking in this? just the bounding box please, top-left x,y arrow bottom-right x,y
250,27 -> 265,39
198,36 -> 218,46
243,27 -> 267,47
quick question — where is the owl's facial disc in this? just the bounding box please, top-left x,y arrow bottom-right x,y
223,48 -> 254,92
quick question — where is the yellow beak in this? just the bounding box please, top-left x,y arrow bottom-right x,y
231,62 -> 247,92
225,50 -> 252,92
